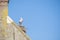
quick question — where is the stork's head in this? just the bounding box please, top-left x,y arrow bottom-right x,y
0,0 -> 9,6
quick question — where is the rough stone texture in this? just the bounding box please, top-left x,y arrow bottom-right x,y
5,23 -> 30,40
0,0 -> 30,40
0,22 -> 30,40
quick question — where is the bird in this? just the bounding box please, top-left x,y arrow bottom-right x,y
19,17 -> 23,26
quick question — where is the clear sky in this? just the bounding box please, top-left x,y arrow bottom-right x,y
9,0 -> 60,40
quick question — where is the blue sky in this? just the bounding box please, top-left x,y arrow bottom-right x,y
9,0 -> 60,40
